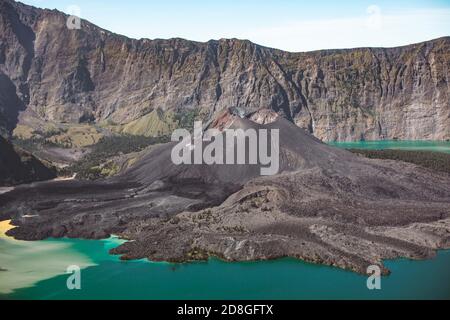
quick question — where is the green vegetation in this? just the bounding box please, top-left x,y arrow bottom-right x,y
12,137 -> 66,152
118,109 -> 177,137
349,149 -> 450,174
12,124 -> 103,150
67,134 -> 170,180
107,108 -> 204,137
174,109 -> 201,131
46,125 -> 103,148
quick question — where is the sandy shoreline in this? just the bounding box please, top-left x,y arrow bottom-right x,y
0,218 -> 98,295
0,220 -> 14,239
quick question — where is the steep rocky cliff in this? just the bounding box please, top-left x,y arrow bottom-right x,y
1,0 -> 449,141
0,135 -> 55,186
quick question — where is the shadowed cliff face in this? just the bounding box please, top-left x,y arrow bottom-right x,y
0,0 -> 449,141
0,135 -> 56,186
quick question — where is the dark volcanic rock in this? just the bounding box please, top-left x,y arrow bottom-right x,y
1,114 -> 450,274
0,0 -> 449,141
349,149 -> 450,174
0,135 -> 56,186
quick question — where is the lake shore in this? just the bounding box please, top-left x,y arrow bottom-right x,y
0,219 -> 100,295
0,220 -> 13,239
1,218 -> 449,299
1,140 -> 450,297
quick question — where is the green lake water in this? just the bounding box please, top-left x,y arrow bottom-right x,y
1,140 -> 449,300
1,235 -> 449,300
329,140 -> 450,154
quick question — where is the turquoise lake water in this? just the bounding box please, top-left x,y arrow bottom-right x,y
329,140 -> 450,154
1,236 -> 449,300
1,140 -> 449,300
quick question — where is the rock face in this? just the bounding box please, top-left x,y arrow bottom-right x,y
0,0 -> 449,141
0,135 -> 56,186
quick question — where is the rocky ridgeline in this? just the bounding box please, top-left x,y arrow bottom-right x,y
0,0 -> 449,142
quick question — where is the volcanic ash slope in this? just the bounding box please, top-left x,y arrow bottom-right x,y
1,115 -> 450,274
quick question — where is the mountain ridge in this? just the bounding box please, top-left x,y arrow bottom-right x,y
1,0 -> 449,141
7,0 -> 450,52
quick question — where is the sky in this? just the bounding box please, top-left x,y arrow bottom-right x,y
21,0 -> 450,52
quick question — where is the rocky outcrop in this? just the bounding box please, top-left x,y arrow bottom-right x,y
0,0 -> 449,141
0,135 -> 56,186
